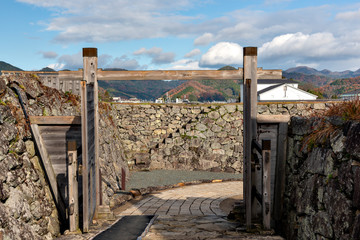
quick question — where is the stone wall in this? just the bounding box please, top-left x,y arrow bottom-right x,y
282,116 -> 360,239
113,102 -> 328,173
0,74 -> 129,239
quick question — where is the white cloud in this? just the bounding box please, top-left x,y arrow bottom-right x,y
133,47 -> 175,64
57,52 -> 82,69
199,42 -> 243,68
169,59 -> 204,70
54,52 -> 142,70
17,0 -> 199,43
194,33 -> 214,46
259,32 -> 360,61
39,51 -> 58,59
336,8 -> 360,20
105,55 -> 142,70
184,49 -> 201,58
257,31 -> 360,70
47,63 -> 65,71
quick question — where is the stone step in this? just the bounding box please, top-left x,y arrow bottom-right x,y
95,205 -> 115,221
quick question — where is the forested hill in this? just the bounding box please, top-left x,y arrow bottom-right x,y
0,61 -> 23,72
314,76 -> 360,98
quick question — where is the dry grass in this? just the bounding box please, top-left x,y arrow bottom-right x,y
301,98 -> 359,151
321,97 -> 360,121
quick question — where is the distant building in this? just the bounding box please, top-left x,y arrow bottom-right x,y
112,97 -> 141,103
240,79 -> 318,101
340,89 -> 360,100
155,98 -> 164,103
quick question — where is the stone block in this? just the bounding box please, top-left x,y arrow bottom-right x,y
312,211 -> 333,238
195,123 -> 207,131
345,122 -> 360,159
224,105 -> 236,113
208,111 -> 220,119
289,116 -> 312,135
211,125 -> 222,133
314,103 -> 326,110
353,165 -> 360,209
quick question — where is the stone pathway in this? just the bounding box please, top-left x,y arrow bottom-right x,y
118,181 -> 242,217
57,181 -> 284,239
115,181 -> 283,240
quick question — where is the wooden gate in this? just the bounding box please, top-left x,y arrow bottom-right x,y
242,47 -> 289,229
28,47 -> 284,232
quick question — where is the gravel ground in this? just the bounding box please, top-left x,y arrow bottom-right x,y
125,170 -> 243,190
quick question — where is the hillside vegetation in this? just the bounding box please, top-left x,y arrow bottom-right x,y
315,76 -> 360,98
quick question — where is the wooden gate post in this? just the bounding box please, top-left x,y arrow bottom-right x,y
243,47 -> 258,229
82,48 -> 99,232
67,141 -> 79,232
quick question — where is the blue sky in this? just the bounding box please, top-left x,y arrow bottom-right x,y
1,0 -> 360,71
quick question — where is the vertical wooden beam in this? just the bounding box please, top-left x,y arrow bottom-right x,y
243,47 -> 258,229
67,141 -> 79,232
243,78 -> 252,228
93,51 -> 100,213
274,122 -> 288,227
262,140 -> 271,229
80,79 -> 89,232
82,47 -> 99,232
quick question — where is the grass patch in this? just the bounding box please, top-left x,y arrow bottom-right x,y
302,98 -> 359,150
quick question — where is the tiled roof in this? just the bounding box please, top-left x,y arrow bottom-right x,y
257,84 -> 284,94
257,78 -> 298,84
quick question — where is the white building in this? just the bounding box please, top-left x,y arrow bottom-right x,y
240,79 -> 318,101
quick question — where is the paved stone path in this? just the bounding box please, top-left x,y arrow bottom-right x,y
115,181 -> 284,240
118,181 -> 243,217
57,181 -> 283,239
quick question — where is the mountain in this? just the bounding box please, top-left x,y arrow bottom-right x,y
0,61 -> 23,72
162,78 -> 241,102
315,76 -> 360,98
40,67 -> 56,72
284,66 -> 360,79
98,80 -> 185,100
283,72 -> 333,87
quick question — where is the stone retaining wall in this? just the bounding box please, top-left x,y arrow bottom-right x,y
113,102 -> 328,173
282,116 -> 360,239
0,74 -> 129,239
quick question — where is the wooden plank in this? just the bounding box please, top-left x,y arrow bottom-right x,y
58,68 -> 281,81
93,62 -> 102,212
68,141 -> 79,232
29,116 -> 81,125
243,47 -> 259,227
262,140 -> 271,230
81,80 -> 89,232
274,123 -> 288,225
97,69 -> 244,81
257,115 -> 290,123
243,78 -> 252,228
30,124 -> 67,222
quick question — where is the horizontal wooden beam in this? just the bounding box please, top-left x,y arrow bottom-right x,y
58,68 -> 282,81
97,69 -> 243,81
257,114 -> 290,123
29,116 -> 81,125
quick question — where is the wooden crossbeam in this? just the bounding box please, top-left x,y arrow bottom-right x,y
58,68 -> 281,81
29,116 -> 81,125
